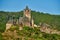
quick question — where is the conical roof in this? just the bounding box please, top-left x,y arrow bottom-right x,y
25,6 -> 29,10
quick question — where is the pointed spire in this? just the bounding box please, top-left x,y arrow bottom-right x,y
25,5 -> 29,10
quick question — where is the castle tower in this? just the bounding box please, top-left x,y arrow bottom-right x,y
24,6 -> 31,20
23,6 -> 32,26
31,18 -> 34,27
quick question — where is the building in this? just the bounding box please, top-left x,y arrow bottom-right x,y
6,6 -> 34,30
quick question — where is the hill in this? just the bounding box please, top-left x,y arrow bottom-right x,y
0,11 -> 60,40
31,11 -> 60,30
0,11 -> 60,32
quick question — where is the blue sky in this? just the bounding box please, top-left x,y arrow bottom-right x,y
0,0 -> 60,15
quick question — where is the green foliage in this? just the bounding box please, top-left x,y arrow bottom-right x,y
0,32 -> 3,40
10,25 -> 19,31
17,27 -> 60,40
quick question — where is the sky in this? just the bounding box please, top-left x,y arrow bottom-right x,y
0,0 -> 60,15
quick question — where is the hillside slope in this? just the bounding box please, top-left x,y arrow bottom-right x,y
2,27 -> 60,40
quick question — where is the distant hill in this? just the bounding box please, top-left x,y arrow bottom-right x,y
31,11 -> 60,30
0,11 -> 60,32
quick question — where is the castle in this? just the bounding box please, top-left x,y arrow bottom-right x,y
6,6 -> 34,30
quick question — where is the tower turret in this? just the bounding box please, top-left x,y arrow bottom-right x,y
24,6 -> 31,20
